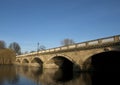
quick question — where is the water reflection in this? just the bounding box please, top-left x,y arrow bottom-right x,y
0,65 -> 91,85
0,65 -> 19,85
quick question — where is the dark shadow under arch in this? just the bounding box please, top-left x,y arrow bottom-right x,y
16,59 -> 20,63
49,56 -> 74,70
91,51 -> 120,84
31,57 -> 43,67
48,56 -> 75,82
91,51 -> 120,72
22,59 -> 29,63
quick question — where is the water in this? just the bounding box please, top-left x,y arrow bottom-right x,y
0,65 -> 92,85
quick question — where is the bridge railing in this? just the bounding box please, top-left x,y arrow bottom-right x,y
16,35 -> 120,57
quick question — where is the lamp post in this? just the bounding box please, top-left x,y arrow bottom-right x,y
37,42 -> 39,53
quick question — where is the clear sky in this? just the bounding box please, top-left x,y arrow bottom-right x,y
0,0 -> 120,52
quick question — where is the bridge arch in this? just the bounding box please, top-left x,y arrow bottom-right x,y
47,54 -> 74,63
16,59 -> 21,63
83,50 -> 120,71
22,59 -> 29,63
31,57 -> 43,67
45,54 -> 76,70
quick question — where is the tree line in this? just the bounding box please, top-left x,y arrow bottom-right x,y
0,40 -> 21,64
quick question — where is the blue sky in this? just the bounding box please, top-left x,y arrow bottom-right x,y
0,0 -> 120,52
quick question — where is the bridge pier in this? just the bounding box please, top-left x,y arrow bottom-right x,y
73,64 -> 81,72
30,63 -> 41,67
73,63 -> 93,72
43,63 -> 59,68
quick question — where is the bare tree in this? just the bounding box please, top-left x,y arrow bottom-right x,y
0,40 -> 6,49
61,38 -> 75,46
24,51 -> 28,54
30,50 -> 35,53
9,42 -> 21,55
39,45 -> 46,51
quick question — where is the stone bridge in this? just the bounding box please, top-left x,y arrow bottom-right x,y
16,35 -> 120,71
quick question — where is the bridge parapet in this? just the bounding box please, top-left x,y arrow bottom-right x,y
16,35 -> 120,57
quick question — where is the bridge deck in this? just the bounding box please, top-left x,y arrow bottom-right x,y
17,35 -> 120,57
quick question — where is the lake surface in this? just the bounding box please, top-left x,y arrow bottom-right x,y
0,65 -> 119,85
0,65 -> 92,85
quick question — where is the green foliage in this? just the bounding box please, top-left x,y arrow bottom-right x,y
0,49 -> 16,64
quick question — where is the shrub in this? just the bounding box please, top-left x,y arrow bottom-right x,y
0,49 -> 16,64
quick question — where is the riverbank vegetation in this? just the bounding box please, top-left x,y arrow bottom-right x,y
0,49 -> 16,64
0,40 -> 21,64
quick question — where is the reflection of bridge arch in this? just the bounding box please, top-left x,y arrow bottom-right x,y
22,59 -> 29,63
31,57 -> 43,67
